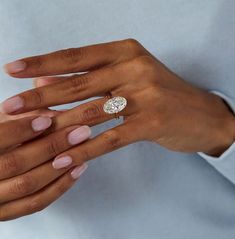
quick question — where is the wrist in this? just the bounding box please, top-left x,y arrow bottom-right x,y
203,102 -> 235,157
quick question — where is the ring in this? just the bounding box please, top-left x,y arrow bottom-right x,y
103,96 -> 127,116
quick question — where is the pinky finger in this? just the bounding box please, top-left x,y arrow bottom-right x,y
0,164 -> 88,221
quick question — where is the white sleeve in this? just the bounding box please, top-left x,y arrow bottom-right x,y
198,91 -> 235,184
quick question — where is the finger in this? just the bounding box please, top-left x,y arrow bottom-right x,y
0,109 -> 58,126
0,164 -> 87,221
0,125 -> 91,180
52,121 -> 142,169
0,160 -> 74,203
4,39 -> 146,78
34,76 -> 64,88
0,116 -> 52,151
51,97 -> 134,132
9,109 -> 60,120
0,63 -> 124,114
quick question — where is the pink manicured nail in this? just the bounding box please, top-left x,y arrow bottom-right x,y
71,163 -> 88,180
31,116 -> 52,132
68,126 -> 91,145
36,77 -> 59,87
52,126 -> 91,170
52,156 -> 73,169
4,60 -> 27,74
0,96 -> 24,114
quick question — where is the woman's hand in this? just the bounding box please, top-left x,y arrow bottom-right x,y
1,39 -> 235,170
0,112 -> 91,221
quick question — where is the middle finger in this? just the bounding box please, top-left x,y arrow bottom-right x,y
1,64 -> 125,114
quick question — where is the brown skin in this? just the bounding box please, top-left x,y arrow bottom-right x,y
0,111 -> 89,221
1,38 -> 235,220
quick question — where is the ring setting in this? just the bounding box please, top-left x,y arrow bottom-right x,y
103,96 -> 127,115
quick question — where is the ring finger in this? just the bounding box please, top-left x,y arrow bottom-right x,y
50,96 -> 135,133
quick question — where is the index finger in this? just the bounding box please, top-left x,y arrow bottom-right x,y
0,116 -> 52,151
4,39 -> 145,78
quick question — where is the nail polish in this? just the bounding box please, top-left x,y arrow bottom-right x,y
31,116 -> 52,132
0,96 -> 24,114
4,60 -> 26,74
52,156 -> 73,169
52,126 -> 91,170
68,126 -> 91,145
71,164 -> 88,180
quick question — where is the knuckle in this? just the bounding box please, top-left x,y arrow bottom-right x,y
123,38 -> 141,50
61,48 -> 85,66
79,148 -> 91,162
29,89 -> 44,106
103,130 -> 122,150
11,175 -> 36,195
132,56 -> 155,75
138,85 -> 163,106
28,198 -> 45,213
80,103 -> 103,123
46,139 -> 62,156
69,75 -> 89,94
32,57 -> 44,70
55,181 -> 70,195
0,153 -> 21,177
121,38 -> 146,57
147,84 -> 161,95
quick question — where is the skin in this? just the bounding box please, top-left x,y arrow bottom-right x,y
1,38 -> 235,220
0,110 -> 90,221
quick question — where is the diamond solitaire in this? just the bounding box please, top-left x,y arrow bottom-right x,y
103,96 -> 127,114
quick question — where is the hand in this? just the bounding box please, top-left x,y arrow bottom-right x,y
1,39 -> 235,170
0,111 -> 91,221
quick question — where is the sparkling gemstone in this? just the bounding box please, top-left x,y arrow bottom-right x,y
103,96 -> 127,114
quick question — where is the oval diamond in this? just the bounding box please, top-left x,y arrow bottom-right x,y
103,96 -> 127,114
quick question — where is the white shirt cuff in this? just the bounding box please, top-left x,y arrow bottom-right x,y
198,90 -> 235,184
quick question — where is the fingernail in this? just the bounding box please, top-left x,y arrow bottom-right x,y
52,126 -> 91,170
0,96 -> 24,114
68,126 -> 91,145
32,116 -> 52,132
71,163 -> 88,180
4,60 -> 27,74
52,156 -> 73,169
35,77 -> 50,87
